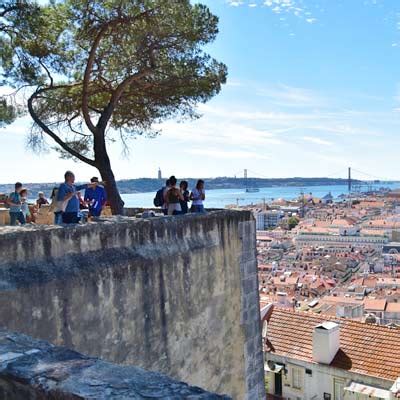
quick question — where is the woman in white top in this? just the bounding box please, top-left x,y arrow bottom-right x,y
190,179 -> 206,213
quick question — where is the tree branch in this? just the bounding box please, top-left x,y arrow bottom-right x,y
39,59 -> 54,87
67,113 -> 90,137
82,8 -> 158,135
28,89 -> 96,167
96,69 -> 152,130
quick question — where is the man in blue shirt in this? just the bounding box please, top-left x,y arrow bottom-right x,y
7,182 -> 26,226
84,177 -> 107,217
57,171 -> 89,224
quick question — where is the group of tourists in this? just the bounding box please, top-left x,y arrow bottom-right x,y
6,183 -> 49,225
154,176 -> 206,216
7,171 -> 107,226
7,182 -> 30,225
53,171 -> 107,224
6,172 -> 204,226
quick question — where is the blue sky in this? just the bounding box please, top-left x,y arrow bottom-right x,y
2,0 -> 400,183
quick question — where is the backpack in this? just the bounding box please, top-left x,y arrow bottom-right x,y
153,187 -> 164,207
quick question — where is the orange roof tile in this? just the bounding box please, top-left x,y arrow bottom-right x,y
386,303 -> 400,313
332,219 -> 353,227
265,308 -> 400,381
363,298 -> 387,311
362,277 -> 378,288
321,296 -> 363,305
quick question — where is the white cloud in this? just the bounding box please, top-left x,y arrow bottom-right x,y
303,136 -> 333,146
226,0 -> 313,20
226,79 -> 243,87
186,147 -> 270,160
263,0 -> 307,18
157,117 -> 285,147
255,83 -> 324,107
227,0 -> 244,6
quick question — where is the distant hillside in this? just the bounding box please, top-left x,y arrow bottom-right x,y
0,177 -> 366,197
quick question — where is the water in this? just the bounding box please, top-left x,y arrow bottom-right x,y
121,183 -> 400,209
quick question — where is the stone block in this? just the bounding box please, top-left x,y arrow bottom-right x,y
0,330 -> 231,399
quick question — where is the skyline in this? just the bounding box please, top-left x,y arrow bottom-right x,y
2,0 -> 400,182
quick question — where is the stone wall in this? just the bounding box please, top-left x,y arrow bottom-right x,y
0,211 -> 265,399
0,329 -> 230,399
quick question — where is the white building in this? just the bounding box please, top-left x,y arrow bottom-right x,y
256,210 -> 285,230
384,303 -> 400,324
295,231 -> 388,251
262,305 -> 400,400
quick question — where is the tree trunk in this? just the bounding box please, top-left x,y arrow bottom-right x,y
98,161 -> 125,215
94,129 -> 125,215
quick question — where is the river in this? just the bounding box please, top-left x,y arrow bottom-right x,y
121,183 -> 400,209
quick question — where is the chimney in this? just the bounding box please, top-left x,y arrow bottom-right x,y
312,321 -> 340,364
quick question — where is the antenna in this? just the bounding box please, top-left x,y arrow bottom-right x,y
300,188 -> 305,218
348,167 -> 352,193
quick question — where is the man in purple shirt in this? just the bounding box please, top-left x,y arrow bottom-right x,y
84,177 -> 107,217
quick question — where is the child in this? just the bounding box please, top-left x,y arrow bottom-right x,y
36,192 -> 49,208
19,189 -> 31,223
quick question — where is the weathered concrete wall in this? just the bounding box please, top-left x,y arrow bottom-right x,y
0,329 -> 230,399
0,211 -> 265,399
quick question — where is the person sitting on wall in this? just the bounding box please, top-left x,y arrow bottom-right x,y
57,171 -> 90,224
36,192 -> 49,208
7,182 -> 26,226
84,177 -> 107,217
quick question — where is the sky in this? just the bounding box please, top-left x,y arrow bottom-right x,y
2,0 -> 400,183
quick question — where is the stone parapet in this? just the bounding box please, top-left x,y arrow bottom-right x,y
0,330 -> 230,399
0,211 -> 265,399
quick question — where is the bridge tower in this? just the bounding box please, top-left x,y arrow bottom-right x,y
348,167 -> 352,193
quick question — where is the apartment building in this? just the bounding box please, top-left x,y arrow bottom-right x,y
256,210 -> 285,230
263,306 -> 400,400
295,229 -> 388,251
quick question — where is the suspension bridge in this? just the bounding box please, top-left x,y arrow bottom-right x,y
232,167 -> 396,195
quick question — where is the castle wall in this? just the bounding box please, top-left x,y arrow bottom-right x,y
0,211 -> 265,399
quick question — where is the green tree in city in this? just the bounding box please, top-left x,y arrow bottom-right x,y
0,0 -> 227,214
288,216 -> 299,230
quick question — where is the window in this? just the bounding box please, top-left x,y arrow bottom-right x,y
333,378 -> 345,400
292,367 -> 303,390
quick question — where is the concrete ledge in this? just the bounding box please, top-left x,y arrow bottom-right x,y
0,210 -> 253,268
0,330 -> 231,399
